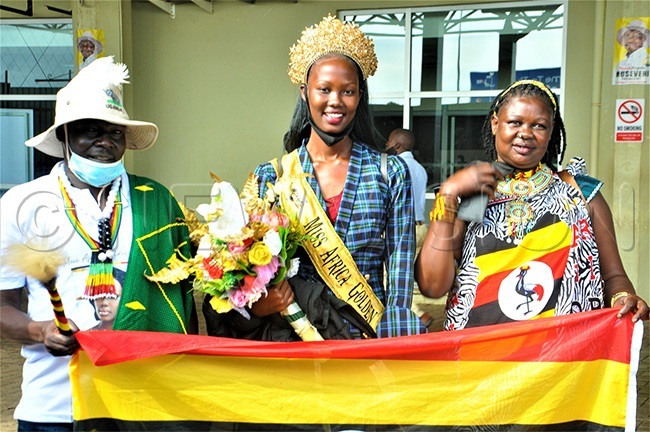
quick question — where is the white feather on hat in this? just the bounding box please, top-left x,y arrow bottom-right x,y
25,56 -> 158,158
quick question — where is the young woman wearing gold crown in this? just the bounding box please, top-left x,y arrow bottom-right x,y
203,16 -> 427,342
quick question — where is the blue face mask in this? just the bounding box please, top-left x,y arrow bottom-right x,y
68,151 -> 125,187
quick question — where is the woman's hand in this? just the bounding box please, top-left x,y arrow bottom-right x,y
250,279 -> 295,317
439,161 -> 503,199
613,293 -> 650,322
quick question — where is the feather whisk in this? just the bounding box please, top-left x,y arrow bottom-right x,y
4,243 -> 73,336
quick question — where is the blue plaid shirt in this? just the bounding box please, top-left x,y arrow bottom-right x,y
255,142 -> 426,337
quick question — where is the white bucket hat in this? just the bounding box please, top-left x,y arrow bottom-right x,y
26,56 -> 158,158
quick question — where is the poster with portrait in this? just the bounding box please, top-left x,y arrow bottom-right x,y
77,29 -> 105,71
612,17 -> 650,85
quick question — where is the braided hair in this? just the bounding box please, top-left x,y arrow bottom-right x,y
283,54 -> 385,152
480,80 -> 566,172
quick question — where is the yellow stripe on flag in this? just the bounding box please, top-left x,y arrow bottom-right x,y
475,221 -> 572,282
71,351 -> 628,427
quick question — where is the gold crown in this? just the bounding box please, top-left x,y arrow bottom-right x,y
288,15 -> 378,85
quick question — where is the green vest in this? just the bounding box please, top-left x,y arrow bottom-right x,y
112,175 -> 194,334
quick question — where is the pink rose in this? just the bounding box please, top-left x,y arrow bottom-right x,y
254,256 -> 280,286
263,211 -> 289,229
239,275 -> 260,295
228,242 -> 247,255
230,289 -> 249,308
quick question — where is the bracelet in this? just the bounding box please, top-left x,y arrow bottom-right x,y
429,193 -> 458,224
610,291 -> 633,308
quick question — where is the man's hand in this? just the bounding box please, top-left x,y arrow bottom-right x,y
41,320 -> 80,356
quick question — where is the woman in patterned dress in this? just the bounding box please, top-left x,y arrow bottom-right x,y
415,79 -> 648,330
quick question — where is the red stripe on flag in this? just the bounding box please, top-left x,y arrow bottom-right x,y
75,309 -> 632,365
474,246 -> 570,308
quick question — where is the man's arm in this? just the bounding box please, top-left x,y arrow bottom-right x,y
0,288 -> 79,355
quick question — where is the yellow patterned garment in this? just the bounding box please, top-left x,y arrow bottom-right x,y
446,159 -> 604,331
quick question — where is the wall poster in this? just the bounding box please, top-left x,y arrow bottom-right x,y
77,29 -> 105,71
612,17 -> 649,85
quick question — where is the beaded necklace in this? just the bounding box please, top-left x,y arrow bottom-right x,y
495,163 -> 553,243
58,169 -> 122,299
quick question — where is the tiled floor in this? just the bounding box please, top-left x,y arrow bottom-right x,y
1,302 -> 648,431
637,324 -> 650,432
1,340 -> 22,431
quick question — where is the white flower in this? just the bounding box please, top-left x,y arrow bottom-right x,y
196,234 -> 213,259
263,229 -> 282,256
286,258 -> 300,279
197,181 -> 248,239
196,182 -> 222,222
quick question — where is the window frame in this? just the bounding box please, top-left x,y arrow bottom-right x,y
0,18 -> 73,186
341,1 -> 567,191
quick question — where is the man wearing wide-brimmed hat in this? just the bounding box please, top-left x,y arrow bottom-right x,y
616,19 -> 649,68
0,56 -> 197,430
77,30 -> 103,70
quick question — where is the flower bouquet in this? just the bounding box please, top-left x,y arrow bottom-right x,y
146,173 -> 323,341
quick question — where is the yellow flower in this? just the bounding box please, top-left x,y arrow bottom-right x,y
209,295 -> 233,313
219,255 -> 239,271
248,242 -> 272,266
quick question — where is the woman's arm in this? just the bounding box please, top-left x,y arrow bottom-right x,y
384,155 -> 415,308
415,218 -> 465,298
415,162 -> 501,298
589,192 -> 649,321
381,155 -> 424,336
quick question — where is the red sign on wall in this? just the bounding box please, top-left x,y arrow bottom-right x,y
615,99 -> 644,143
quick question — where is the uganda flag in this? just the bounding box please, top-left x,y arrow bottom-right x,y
71,309 -> 642,431
466,213 -> 574,328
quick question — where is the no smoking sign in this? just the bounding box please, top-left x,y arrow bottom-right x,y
615,99 -> 644,143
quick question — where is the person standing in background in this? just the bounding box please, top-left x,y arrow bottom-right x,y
386,128 -> 432,329
386,128 -> 428,250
